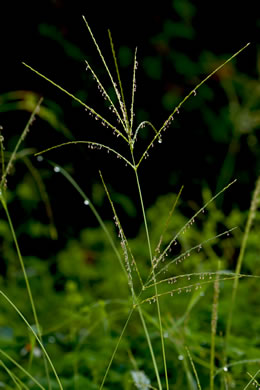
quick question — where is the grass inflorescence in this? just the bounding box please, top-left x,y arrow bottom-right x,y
0,14 -> 257,390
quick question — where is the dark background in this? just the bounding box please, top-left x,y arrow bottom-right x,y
1,0 -> 260,241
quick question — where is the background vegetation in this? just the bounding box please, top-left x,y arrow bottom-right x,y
0,1 -> 260,389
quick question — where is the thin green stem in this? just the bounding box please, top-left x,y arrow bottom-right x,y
99,304 -> 162,390
0,349 -> 46,390
131,150 -> 167,390
215,361 -> 260,378
0,360 -> 22,389
0,98 -> 52,388
51,162 -> 160,389
155,185 -> 184,255
35,141 -> 133,168
225,175 -> 260,357
130,47 -> 138,134
136,43 -> 250,169
144,270 -> 254,291
99,307 -> 134,390
210,261 -> 220,390
244,370 -> 260,390
146,228 -> 237,288
137,274 -> 251,306
108,29 -> 130,132
0,98 -> 43,190
99,170 -> 144,292
50,161 -> 128,282
84,59 -> 125,129
0,197 -> 52,389
1,199 -> 38,321
185,347 -> 202,390
145,180 -> 237,283
137,305 -> 162,388
133,121 -> 158,146
22,63 -> 128,143
0,289 -> 63,390
82,16 -> 129,134
0,128 -> 5,181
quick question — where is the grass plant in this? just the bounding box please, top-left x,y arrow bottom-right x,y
0,15 -> 258,390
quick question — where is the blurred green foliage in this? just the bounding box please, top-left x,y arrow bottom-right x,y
0,165 -> 259,388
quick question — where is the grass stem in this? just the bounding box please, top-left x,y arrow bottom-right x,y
132,150 -> 167,390
225,175 -> 260,356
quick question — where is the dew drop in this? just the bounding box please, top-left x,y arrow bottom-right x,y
178,355 -> 184,361
37,155 -> 43,162
84,200 -> 90,206
193,90 -> 197,96
158,137 -> 162,144
54,166 -> 60,173
33,347 -> 42,358
223,366 -> 228,372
